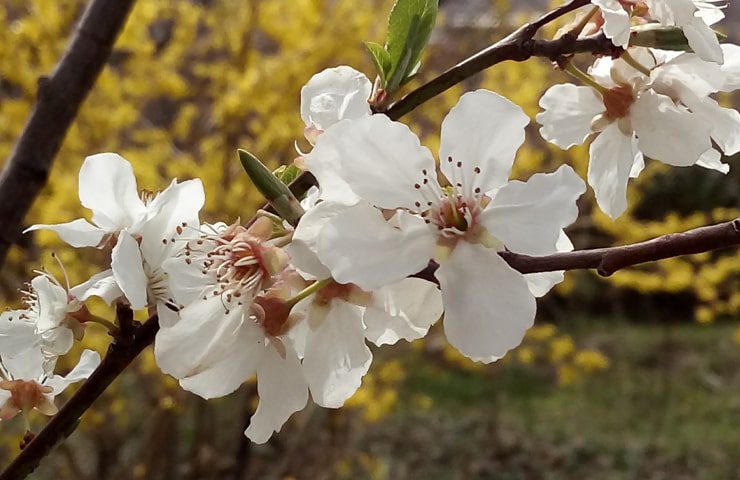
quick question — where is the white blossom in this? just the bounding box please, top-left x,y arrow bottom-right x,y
300,66 -> 373,142
297,67 -> 373,203
591,0 -> 724,63
302,89 -> 585,362
0,273 -> 94,369
537,47 -> 724,218
0,347 -> 99,421
26,153 -> 205,315
288,201 -> 443,408
155,218 -> 307,443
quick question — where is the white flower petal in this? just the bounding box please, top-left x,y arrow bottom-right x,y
436,242 -> 535,362
31,275 -> 69,333
0,312 -> 38,357
588,122 -> 637,219
154,296 -> 247,379
303,299 -> 371,408
481,165 -> 585,256
140,179 -> 205,269
46,349 -> 100,395
2,346 -> 45,381
24,219 -> 106,248
537,84 -> 604,149
305,115 -> 437,210
111,233 -> 149,310
317,204 -> 435,291
300,66 -> 372,130
70,270 -> 123,305
651,51 -> 725,100
162,250 -> 214,307
632,90 -> 712,167
289,201 -> 350,280
683,17 -> 723,64
720,44 -> 740,91
78,153 -> 147,231
592,0 -> 631,46
523,231 -> 573,297
156,301 -> 180,328
589,57 -> 619,87
695,149 -> 729,174
364,278 -> 442,346
682,95 -> 740,156
178,323 -> 263,399
695,1 -> 725,25
440,90 -> 529,193
246,345 -> 308,444
629,149 -> 645,178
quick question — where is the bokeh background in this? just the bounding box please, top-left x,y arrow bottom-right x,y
1,0 -> 739,478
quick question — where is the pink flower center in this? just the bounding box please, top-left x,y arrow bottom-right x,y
184,223 -> 274,310
603,86 -> 635,119
0,379 -> 52,415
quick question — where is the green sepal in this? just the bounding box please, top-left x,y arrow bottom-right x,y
238,150 -> 304,225
273,164 -> 301,185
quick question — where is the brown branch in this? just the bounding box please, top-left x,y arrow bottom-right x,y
383,1 -> 617,120
0,310 -> 160,480
413,218 -> 740,282
0,0 -> 137,268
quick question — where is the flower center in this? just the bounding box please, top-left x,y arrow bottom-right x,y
602,86 -> 634,119
427,195 -> 482,239
0,379 -> 53,413
184,223 -> 273,308
314,281 -> 371,306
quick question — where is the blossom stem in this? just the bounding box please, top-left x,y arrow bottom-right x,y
621,50 -> 652,76
563,62 -> 609,95
569,6 -> 599,37
83,316 -> 119,335
286,278 -> 333,307
22,413 -> 31,434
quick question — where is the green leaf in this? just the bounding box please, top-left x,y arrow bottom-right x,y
273,163 -> 301,185
238,150 -> 304,225
630,24 -> 726,51
384,0 -> 438,91
364,41 -> 392,85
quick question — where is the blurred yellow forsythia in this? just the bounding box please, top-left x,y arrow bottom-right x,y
0,0 -> 737,430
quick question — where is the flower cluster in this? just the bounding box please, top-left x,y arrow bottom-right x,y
1,0 -> 737,447
0,271 -> 100,423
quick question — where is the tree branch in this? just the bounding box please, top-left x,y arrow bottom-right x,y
0,0 -> 137,268
413,218 -> 740,282
0,311 -> 160,480
383,0 -> 616,120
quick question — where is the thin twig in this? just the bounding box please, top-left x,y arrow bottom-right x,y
0,0 -> 137,268
413,218 -> 740,282
384,0 -> 616,120
0,312 -> 159,480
